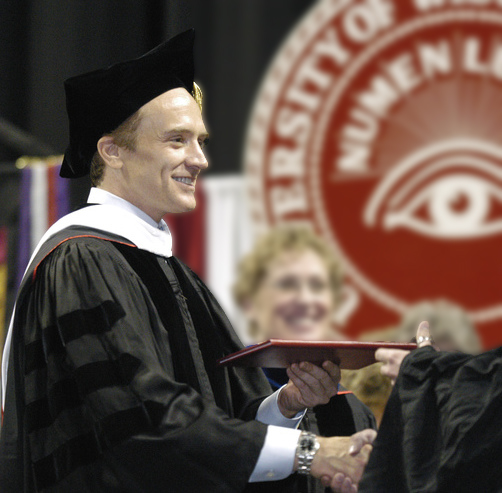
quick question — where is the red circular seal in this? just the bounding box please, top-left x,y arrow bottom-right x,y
244,0 -> 502,347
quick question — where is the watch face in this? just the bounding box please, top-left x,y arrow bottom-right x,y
300,436 -> 315,452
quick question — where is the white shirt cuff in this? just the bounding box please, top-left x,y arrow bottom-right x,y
255,385 -> 306,427
248,425 -> 301,482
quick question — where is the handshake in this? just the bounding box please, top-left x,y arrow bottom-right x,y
278,358 -> 376,492
303,429 -> 376,493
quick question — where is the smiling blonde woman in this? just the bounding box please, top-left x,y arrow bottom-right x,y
234,225 -> 377,493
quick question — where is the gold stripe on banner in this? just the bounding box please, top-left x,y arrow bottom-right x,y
16,155 -> 63,169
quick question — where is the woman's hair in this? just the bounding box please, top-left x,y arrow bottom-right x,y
90,110 -> 142,186
233,225 -> 343,307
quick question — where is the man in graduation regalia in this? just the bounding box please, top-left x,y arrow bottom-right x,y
0,30 -> 373,492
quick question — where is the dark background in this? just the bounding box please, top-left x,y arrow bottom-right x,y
0,0 -> 315,208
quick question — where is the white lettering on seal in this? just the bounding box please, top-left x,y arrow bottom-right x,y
337,40 -> 453,173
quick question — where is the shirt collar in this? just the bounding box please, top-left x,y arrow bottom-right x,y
29,188 -> 173,259
89,188 -> 169,231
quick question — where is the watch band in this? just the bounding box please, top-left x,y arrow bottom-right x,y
296,431 -> 320,475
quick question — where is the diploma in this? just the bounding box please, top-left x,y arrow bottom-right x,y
217,339 -> 417,370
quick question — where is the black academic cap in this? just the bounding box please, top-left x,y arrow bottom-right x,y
60,29 -> 195,178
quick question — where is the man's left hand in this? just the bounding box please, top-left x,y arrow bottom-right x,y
376,321 -> 438,385
278,361 -> 341,418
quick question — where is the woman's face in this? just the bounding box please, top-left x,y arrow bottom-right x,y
249,249 -> 336,341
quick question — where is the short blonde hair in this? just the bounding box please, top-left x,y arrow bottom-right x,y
341,364 -> 392,426
90,110 -> 142,186
233,226 -> 343,307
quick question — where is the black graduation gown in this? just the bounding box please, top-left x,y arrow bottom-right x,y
257,368 -> 377,493
359,346 -> 502,493
0,226 -> 274,492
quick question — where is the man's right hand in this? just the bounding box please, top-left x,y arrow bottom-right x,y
309,436 -> 373,492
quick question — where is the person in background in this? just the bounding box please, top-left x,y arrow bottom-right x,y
377,298 -> 482,384
392,299 -> 481,353
341,298 -> 482,425
0,30 -> 375,493
234,226 -> 377,493
339,365 -> 391,428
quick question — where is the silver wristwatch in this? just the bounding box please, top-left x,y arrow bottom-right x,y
296,431 -> 320,475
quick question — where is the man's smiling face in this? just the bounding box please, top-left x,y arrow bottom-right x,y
114,87 -> 209,222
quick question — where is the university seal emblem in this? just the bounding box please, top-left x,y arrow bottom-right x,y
243,0 -> 502,346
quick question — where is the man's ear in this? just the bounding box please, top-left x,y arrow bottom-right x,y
97,136 -> 122,169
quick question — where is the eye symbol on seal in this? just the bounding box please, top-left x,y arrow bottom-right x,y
363,139 -> 502,239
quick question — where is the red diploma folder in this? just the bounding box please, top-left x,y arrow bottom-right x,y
217,339 -> 417,370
